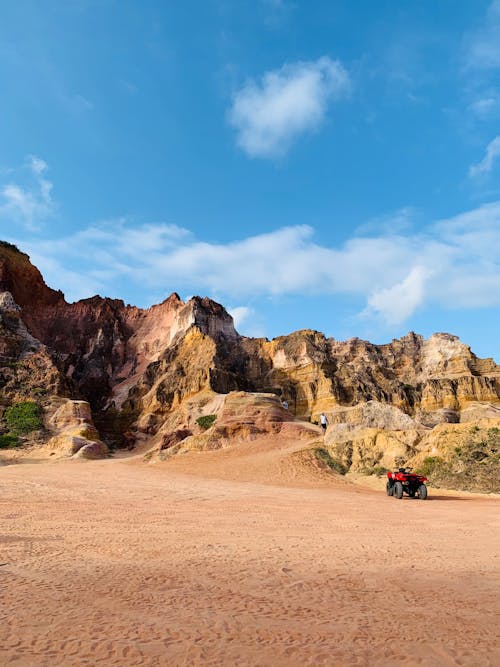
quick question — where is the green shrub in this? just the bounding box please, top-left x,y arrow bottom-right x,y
314,447 -> 347,475
5,401 -> 43,435
417,456 -> 445,478
359,465 -> 388,477
196,414 -> 217,430
0,434 -> 19,448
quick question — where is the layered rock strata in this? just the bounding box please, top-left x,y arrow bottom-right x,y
0,241 -> 499,467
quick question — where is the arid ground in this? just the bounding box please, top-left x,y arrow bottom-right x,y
1,439 -> 499,667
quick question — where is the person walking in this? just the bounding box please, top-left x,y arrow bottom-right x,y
320,412 -> 328,434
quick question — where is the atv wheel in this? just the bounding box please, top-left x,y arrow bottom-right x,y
386,481 -> 393,496
393,482 -> 404,499
418,484 -> 428,500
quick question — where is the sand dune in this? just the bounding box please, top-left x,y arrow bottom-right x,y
0,440 -> 498,667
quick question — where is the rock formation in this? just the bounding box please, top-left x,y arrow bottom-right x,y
0,240 -> 499,481
45,399 -> 108,459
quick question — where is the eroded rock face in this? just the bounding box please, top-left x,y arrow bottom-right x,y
241,330 -> 500,421
0,288 -> 63,401
0,241 -> 499,462
163,392 -> 315,455
326,427 -> 423,473
45,399 -> 108,459
459,402 -> 500,422
321,399 -> 500,492
327,401 -> 420,431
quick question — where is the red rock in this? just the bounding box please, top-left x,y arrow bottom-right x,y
0,242 -> 498,458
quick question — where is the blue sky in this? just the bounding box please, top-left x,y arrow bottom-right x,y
0,0 -> 499,361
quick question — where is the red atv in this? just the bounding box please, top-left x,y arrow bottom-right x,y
386,468 -> 428,500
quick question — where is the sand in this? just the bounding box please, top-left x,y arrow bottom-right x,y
0,439 -> 499,667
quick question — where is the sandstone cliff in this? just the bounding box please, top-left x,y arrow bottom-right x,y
0,241 -> 499,481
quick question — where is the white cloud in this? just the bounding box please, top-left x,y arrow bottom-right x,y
228,56 -> 350,158
8,202 -> 500,327
228,305 -> 266,337
0,155 -> 55,229
364,266 -> 431,325
3,156 -> 498,324
228,306 -> 253,328
29,155 -> 48,175
469,135 -> 500,177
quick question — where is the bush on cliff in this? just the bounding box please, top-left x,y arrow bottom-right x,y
417,427 -> 500,493
314,447 -> 347,475
0,434 -> 19,448
361,465 -> 389,477
196,414 -> 217,431
417,456 -> 445,478
5,401 -> 43,436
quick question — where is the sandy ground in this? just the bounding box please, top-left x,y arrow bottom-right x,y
0,439 -> 499,667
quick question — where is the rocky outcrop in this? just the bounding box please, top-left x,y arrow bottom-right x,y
0,287 -> 64,402
407,420 -> 500,493
459,402 -> 500,422
321,399 -> 500,492
0,241 -> 499,475
242,331 -> 500,421
157,392 -> 316,457
322,400 -> 424,472
45,399 -> 108,459
327,401 -> 420,431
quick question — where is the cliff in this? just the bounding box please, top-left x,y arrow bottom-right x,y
0,241 -> 499,481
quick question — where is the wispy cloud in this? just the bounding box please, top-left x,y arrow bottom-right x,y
259,0 -> 295,29
354,207 -> 416,236
228,56 -> 350,158
0,155 -> 55,230
469,94 -> 500,119
469,135 -> 500,176
465,0 -> 500,70
462,1 -> 500,127
8,202 -> 500,327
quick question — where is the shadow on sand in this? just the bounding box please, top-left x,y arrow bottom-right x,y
427,495 -> 480,502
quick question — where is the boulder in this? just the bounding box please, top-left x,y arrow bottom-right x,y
45,399 -> 108,459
